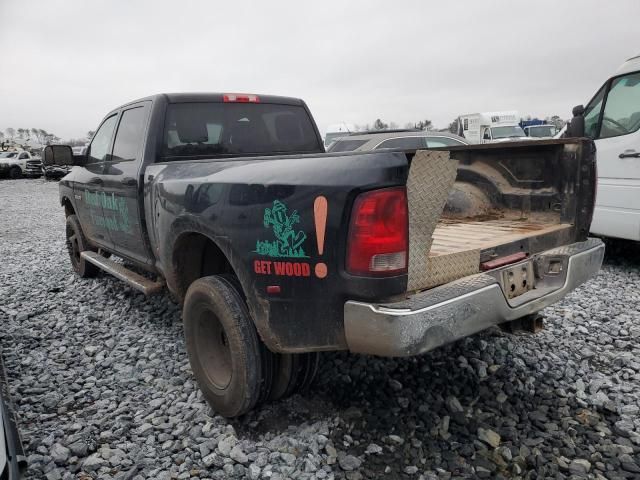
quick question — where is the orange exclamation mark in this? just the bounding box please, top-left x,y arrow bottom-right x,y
314,196 -> 328,278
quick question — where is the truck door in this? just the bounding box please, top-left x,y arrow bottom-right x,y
100,102 -> 152,265
587,71 -> 640,241
73,114 -> 119,249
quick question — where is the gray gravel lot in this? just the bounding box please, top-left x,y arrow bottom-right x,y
1,179 -> 639,480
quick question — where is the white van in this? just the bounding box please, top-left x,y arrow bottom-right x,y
576,54 -> 640,241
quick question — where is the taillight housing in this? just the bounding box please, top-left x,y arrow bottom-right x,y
346,187 -> 408,276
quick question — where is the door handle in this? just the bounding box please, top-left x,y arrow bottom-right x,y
619,150 -> 640,158
121,177 -> 137,186
88,177 -> 103,185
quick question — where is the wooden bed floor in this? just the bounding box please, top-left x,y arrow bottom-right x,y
429,220 -> 572,256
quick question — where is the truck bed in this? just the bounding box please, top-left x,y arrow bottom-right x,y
429,219 -> 572,256
406,142 -> 595,291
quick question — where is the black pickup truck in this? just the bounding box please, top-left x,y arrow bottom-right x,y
45,93 -> 604,417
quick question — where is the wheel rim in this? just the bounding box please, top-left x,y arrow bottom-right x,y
195,308 -> 233,390
66,225 -> 81,269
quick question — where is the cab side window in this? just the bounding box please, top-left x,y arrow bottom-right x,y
599,72 -> 640,139
583,85 -> 605,139
112,106 -> 149,162
87,115 -> 118,164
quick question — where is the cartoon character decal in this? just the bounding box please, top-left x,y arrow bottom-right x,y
255,200 -> 308,258
254,197 -> 328,279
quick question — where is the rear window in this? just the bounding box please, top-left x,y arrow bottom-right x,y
162,102 -> 321,159
327,139 -> 368,152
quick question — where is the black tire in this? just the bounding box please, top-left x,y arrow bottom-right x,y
215,274 -> 275,404
269,352 -> 321,401
9,166 -> 22,179
183,276 -> 263,417
65,215 -> 99,278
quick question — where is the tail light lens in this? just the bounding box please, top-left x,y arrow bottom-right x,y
346,187 -> 408,276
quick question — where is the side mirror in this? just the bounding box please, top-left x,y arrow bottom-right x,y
565,104 -> 585,138
43,145 -> 78,166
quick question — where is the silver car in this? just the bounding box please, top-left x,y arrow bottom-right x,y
326,129 -> 467,152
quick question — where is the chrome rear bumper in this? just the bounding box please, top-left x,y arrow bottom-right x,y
344,238 -> 604,357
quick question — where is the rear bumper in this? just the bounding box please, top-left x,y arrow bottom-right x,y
344,238 -> 604,357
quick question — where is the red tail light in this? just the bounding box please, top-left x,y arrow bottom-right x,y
223,93 -> 260,103
346,187 -> 408,276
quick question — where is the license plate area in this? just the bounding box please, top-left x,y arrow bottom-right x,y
500,261 -> 535,299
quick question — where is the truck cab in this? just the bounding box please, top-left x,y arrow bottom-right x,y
523,124 -> 558,138
575,53 -> 640,241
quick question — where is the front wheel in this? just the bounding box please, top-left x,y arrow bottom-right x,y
183,276 -> 263,417
9,166 -> 22,179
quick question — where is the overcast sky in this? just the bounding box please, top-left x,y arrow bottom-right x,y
1,0 -> 638,140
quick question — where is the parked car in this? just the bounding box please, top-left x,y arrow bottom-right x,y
47,92 -> 603,417
565,53 -> 640,241
0,150 -> 42,178
72,146 -> 88,155
327,129 -> 468,152
324,122 -> 355,150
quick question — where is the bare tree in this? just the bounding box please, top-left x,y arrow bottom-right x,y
546,115 -> 566,129
17,128 -> 32,141
373,119 -> 389,130
31,128 -> 46,144
40,129 -> 51,144
5,128 -> 15,140
415,119 -> 433,131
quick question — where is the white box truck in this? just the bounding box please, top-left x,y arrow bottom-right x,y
457,111 -> 529,144
565,53 -> 640,242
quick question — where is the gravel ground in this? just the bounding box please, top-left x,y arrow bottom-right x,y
0,178 -> 639,480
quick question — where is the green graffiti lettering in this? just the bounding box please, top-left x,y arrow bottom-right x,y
84,189 -> 132,233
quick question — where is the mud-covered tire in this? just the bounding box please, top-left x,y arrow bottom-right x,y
65,215 -> 99,278
183,275 -> 263,417
9,166 -> 22,179
269,352 -> 321,401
